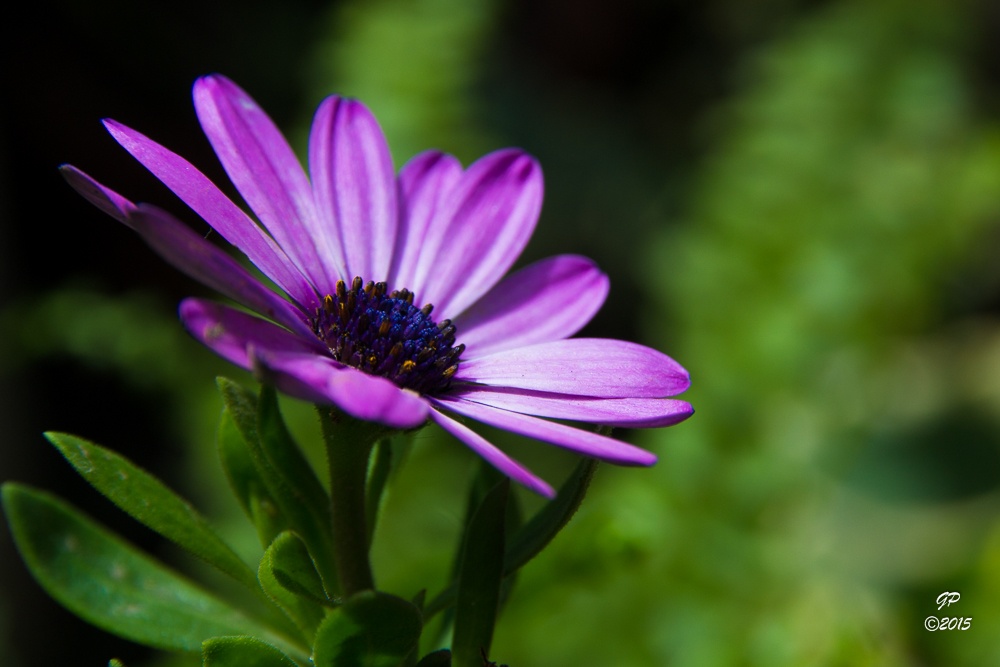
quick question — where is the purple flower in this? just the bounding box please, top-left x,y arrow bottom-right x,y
61,75 -> 691,496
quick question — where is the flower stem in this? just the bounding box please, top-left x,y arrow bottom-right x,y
318,407 -> 384,596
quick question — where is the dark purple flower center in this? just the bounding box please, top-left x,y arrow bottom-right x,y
312,276 -> 463,394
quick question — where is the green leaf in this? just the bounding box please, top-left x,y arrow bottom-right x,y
452,479 -> 508,667
256,385 -> 330,515
423,459 -> 596,621
503,458 -> 597,573
258,532 -> 328,640
414,650 -> 452,667
202,636 -> 299,667
1,483 -> 283,652
45,431 -> 259,592
269,531 -> 330,603
108,660 -> 127,667
218,404 -> 286,547
217,378 -> 338,594
312,591 -> 422,667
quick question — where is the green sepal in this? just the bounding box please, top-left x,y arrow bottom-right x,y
312,591 -> 422,667
1,483 -> 279,652
452,479 -> 508,667
258,532 -> 328,640
202,635 -> 298,667
415,649 -> 452,667
108,660 -> 127,667
217,378 -> 339,594
44,431 -> 259,592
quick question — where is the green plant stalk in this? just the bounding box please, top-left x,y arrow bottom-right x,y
318,407 -> 384,596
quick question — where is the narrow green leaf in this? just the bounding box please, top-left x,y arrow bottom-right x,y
414,649 -> 452,667
503,458 -> 597,573
452,479 -> 508,667
1,483 -> 282,652
256,386 -> 330,514
218,404 -> 286,547
312,591 -> 421,667
423,459 -> 596,621
258,532 -> 328,640
217,378 -> 338,594
202,635 -> 298,667
45,431 -> 258,592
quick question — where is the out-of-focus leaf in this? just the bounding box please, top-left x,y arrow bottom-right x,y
218,378 -> 339,594
312,591 -> 421,667
1,483 -> 285,652
415,649 -> 452,667
258,532 -> 328,640
45,431 -> 258,592
452,479 -> 508,667
202,635 -> 299,667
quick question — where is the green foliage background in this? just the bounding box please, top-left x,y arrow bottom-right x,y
5,0 -> 1000,665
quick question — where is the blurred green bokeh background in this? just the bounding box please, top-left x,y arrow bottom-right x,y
4,0 -> 1000,665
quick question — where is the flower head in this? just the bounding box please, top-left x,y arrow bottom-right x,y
62,75 -> 692,496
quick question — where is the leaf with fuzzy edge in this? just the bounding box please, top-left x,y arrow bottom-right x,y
218,404 -> 288,547
202,635 -> 299,667
312,591 -> 421,667
258,532 -> 328,640
217,378 -> 339,594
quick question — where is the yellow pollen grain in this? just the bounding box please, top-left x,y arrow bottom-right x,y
401,360 -> 417,373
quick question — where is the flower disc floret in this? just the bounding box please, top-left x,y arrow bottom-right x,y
314,277 -> 464,394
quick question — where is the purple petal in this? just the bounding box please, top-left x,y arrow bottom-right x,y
449,386 -> 694,427
456,338 -> 690,398
193,75 -> 335,292
180,298 -> 325,370
414,149 -> 543,318
61,168 -> 314,339
453,255 -> 609,357
432,397 -> 657,466
102,119 -> 318,309
182,299 -> 427,428
60,165 -> 137,226
389,151 -> 463,296
127,205 -> 317,339
251,350 -> 430,429
309,95 -> 396,283
429,408 -> 555,497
